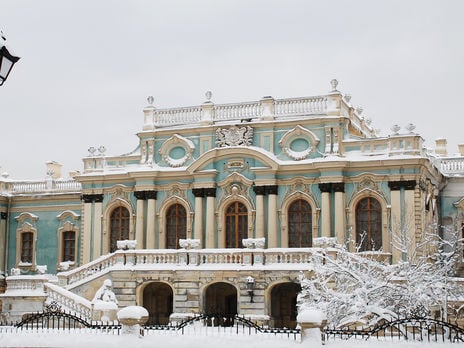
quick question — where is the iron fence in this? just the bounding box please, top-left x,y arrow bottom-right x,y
323,317 -> 464,343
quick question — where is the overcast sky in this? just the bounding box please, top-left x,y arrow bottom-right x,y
1,0 -> 463,179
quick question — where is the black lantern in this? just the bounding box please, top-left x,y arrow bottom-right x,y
0,33 -> 20,86
246,276 -> 255,303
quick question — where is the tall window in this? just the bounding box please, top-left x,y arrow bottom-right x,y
110,206 -> 130,252
62,231 -> 76,262
288,199 -> 312,247
356,197 -> 382,251
225,202 -> 248,248
166,204 -> 187,249
21,232 -> 34,263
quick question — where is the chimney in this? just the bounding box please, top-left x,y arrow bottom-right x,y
458,144 -> 464,157
46,161 -> 62,179
435,138 -> 448,157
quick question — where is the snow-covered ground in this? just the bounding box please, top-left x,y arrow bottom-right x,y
0,331 -> 459,348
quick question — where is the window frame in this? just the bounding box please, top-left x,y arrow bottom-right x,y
166,203 -> 187,249
355,196 -> 383,251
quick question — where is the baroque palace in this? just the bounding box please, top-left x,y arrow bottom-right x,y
1,80 -> 463,327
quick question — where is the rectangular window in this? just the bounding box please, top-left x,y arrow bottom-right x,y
21,232 -> 33,263
63,231 -> 76,262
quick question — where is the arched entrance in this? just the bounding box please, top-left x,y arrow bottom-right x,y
204,282 -> 237,325
142,282 -> 173,325
270,282 -> 301,328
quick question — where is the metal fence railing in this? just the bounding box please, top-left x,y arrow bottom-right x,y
323,317 -> 464,343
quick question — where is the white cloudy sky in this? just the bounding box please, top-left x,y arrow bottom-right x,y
1,0 -> 463,179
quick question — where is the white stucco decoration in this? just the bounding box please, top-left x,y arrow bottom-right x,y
179,239 -> 201,249
159,134 -> 195,167
242,237 -> 265,249
279,125 -> 320,160
117,240 -> 137,250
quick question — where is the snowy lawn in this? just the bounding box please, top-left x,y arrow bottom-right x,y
0,331 -> 460,348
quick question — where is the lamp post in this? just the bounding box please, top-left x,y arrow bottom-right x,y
0,31 -> 20,86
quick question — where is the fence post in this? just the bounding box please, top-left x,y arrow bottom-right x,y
117,306 -> 148,338
297,308 -> 327,345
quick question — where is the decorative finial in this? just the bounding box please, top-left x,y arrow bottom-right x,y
356,106 -> 363,115
88,147 -> 96,156
147,96 -> 154,106
391,124 -> 401,135
330,79 -> 338,92
405,123 -> 416,133
205,91 -> 212,101
98,146 -> 106,155
344,94 -> 351,103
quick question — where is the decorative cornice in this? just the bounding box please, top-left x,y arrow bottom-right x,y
267,185 -> 278,195
134,190 -> 157,200
145,190 -> 157,200
204,188 -> 217,197
388,180 -> 416,191
332,183 -> 345,193
192,188 -> 205,198
318,183 -> 332,193
318,182 -> 345,193
81,194 -> 104,203
134,191 -> 146,200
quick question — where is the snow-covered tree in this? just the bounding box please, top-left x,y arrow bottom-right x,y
298,226 -> 464,327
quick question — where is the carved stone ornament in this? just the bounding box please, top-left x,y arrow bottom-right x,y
279,125 -> 319,161
159,134 -> 195,167
216,126 -> 253,147
179,239 -> 201,249
242,237 -> 265,249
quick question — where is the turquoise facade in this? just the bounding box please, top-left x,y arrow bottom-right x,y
1,84 -> 462,279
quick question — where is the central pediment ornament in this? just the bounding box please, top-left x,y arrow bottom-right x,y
216,126 -> 253,147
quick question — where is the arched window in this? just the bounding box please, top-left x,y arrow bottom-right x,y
288,199 -> 312,247
356,197 -> 382,251
62,231 -> 76,262
166,204 -> 187,249
20,232 -> 34,263
225,202 -> 248,248
110,206 -> 130,252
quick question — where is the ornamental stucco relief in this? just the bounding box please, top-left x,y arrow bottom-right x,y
216,126 -> 253,147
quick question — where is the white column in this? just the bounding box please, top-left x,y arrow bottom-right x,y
146,192 -> 157,249
82,198 -> 93,264
267,186 -> 278,248
92,200 -> 103,259
193,190 -> 204,243
404,188 -> 416,257
135,192 -> 145,248
0,213 -> 6,273
205,188 -> 216,248
334,184 -> 345,245
321,190 -> 331,238
254,187 -> 265,239
390,189 -> 402,263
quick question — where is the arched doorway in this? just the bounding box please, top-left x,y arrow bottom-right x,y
204,282 -> 237,325
142,282 -> 173,325
270,282 -> 301,328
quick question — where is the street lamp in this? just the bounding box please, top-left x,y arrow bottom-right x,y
0,31 -> 20,86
